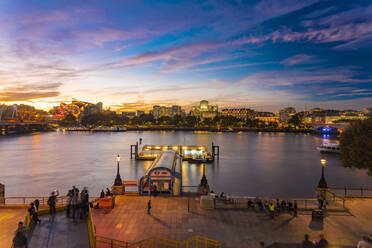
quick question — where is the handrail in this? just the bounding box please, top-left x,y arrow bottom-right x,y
95,235 -> 222,248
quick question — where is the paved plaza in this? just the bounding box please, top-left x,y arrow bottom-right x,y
0,208 -> 27,248
93,196 -> 372,248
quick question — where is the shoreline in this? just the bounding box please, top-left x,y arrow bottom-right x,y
59,126 -> 315,133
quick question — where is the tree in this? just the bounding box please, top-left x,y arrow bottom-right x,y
339,118 -> 372,176
59,113 -> 77,127
288,114 -> 301,127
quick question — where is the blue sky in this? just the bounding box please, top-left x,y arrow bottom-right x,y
0,0 -> 371,111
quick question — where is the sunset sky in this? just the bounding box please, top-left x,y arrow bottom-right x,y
0,0 -> 371,112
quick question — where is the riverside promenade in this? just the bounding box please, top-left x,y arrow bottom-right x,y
0,208 -> 26,248
92,196 -> 372,248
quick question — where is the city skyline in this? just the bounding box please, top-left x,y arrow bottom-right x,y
0,0 -> 371,111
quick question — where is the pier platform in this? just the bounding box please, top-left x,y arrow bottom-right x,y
0,208 -> 26,248
92,196 -> 371,248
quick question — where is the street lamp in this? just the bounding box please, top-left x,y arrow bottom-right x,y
318,158 -> 328,188
114,154 -> 123,186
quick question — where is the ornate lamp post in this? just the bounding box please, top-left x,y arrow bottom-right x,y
318,158 -> 328,188
198,164 -> 210,195
316,158 -> 329,210
114,154 -> 123,186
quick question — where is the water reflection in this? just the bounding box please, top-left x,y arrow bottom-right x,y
0,131 -> 371,198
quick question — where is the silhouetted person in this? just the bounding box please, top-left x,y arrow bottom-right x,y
48,190 -> 59,216
66,190 -> 73,217
105,188 -> 111,197
288,201 -> 293,214
302,234 -> 313,248
294,200 -> 298,217
317,234 -> 329,248
147,200 -> 151,214
100,190 -> 105,198
13,221 -> 27,248
34,199 -> 40,212
281,200 -> 286,211
28,202 -> 40,224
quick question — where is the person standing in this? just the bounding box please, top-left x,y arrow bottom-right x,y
28,203 -> 41,224
288,201 -> 293,215
294,200 -> 298,217
100,190 -> 105,198
34,199 -> 40,212
268,202 -> 275,219
13,221 -> 27,248
317,234 -> 329,248
66,190 -> 73,218
81,187 -> 89,219
71,188 -> 79,222
301,234 -> 313,248
357,236 -> 372,248
147,200 -> 151,215
48,190 -> 59,217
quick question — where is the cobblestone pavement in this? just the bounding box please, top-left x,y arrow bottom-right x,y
92,196 -> 371,248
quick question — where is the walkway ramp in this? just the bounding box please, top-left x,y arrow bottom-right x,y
28,211 -> 90,248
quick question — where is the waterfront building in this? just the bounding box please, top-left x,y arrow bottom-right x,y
136,110 -> 145,117
52,100 -> 103,120
151,105 -> 184,119
363,108 -> 372,116
279,107 -> 296,123
190,100 -> 218,119
122,112 -> 136,118
221,108 -> 255,120
254,111 -> 279,124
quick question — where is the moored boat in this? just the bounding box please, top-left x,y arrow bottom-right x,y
316,143 -> 340,153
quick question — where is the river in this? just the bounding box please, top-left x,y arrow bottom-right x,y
0,131 -> 371,198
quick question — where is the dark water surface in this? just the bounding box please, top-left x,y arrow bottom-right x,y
0,131 -> 371,197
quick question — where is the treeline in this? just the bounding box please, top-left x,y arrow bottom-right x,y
59,112 -> 304,128
0,104 -> 48,121
340,117 -> 372,176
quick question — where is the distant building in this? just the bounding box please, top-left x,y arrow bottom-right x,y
221,108 -> 255,120
190,100 -> 218,119
363,108 -> 372,116
255,112 -> 279,124
151,105 -> 184,119
53,100 -> 103,120
136,110 -> 145,117
122,112 -> 136,118
279,107 -> 296,123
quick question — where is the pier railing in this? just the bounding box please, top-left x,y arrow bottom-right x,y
214,197 -> 346,210
0,196 -> 98,206
95,235 -> 221,248
0,196 -> 67,206
330,187 -> 372,198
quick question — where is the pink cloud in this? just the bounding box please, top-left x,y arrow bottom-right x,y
19,10 -> 68,25
280,54 -> 318,66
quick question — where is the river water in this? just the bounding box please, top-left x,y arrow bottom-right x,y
0,131 -> 371,198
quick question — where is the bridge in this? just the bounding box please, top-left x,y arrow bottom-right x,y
307,122 -> 350,132
0,121 -> 48,135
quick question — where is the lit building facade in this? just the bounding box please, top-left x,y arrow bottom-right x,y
151,105 -> 184,119
190,100 -> 218,119
221,108 -> 255,120
279,107 -> 296,123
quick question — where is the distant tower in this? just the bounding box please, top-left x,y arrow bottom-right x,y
11,105 -> 18,120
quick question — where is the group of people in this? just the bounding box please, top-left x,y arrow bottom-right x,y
28,200 -> 41,225
100,188 -> 113,198
301,234 -> 329,248
66,186 -> 90,221
253,198 -> 298,218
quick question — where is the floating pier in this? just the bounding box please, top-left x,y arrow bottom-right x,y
130,142 -> 219,162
